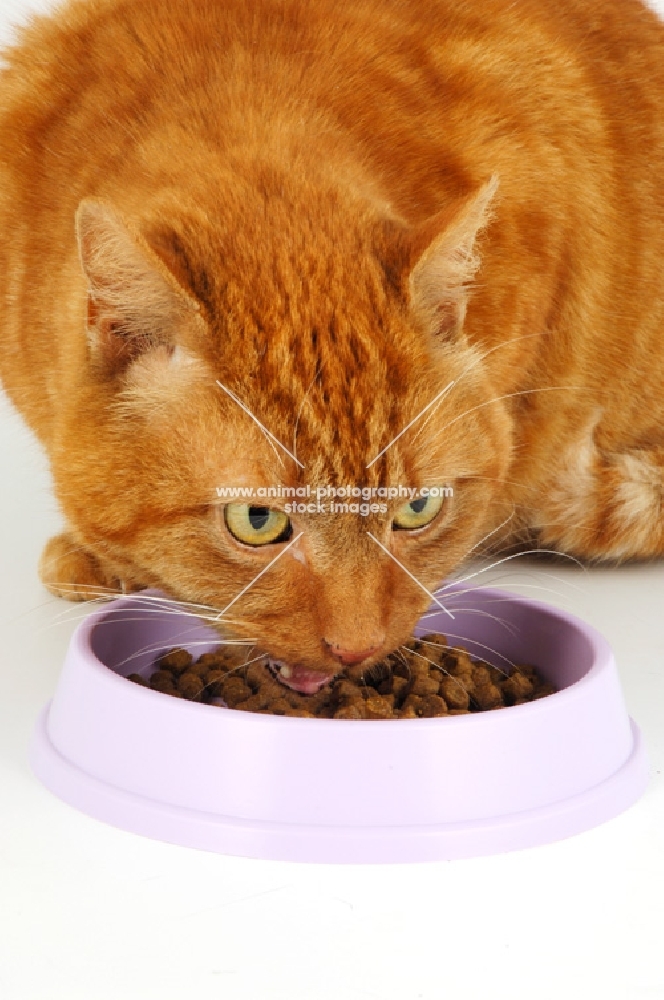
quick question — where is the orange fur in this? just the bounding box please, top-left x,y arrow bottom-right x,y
1,0 -> 663,680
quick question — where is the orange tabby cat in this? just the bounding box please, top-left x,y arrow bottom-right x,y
1,0 -> 663,692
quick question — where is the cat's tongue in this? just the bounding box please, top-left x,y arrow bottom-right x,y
271,660 -> 332,695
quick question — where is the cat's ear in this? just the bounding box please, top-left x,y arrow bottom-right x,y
407,175 -> 499,339
75,199 -> 200,378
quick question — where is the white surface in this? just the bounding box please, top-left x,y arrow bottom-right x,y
1,0 -> 664,997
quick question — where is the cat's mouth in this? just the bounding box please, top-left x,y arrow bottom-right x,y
267,658 -> 336,695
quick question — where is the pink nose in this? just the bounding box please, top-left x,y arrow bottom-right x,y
324,641 -> 382,666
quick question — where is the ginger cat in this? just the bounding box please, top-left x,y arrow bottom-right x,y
1,0 -> 663,692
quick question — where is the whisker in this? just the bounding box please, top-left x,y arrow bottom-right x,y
365,379 -> 456,468
45,585 -> 229,620
111,629 -> 258,673
453,509 -> 516,564
440,583 -> 575,608
45,600 -> 224,628
215,531 -> 304,618
409,331 -> 547,444
430,631 -> 515,672
216,378 -> 304,469
436,547 -> 587,593
66,587 -> 241,618
399,644 -> 476,702
366,530 -> 455,618
420,606 -> 519,638
293,364 -> 322,465
420,385 -> 585,450
447,564 -> 590,596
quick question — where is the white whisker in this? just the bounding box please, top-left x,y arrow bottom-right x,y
436,547 -> 587,593
216,378 -> 304,469
409,331 -> 546,445
216,531 -> 304,617
421,606 -> 519,637
421,386 -> 584,448
365,531 -> 455,618
365,379 -> 455,468
293,365 -> 321,465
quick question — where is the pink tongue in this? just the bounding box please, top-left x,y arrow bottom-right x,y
276,665 -> 332,695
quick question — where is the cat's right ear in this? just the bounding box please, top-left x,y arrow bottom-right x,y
75,199 -> 201,379
381,176 -> 499,341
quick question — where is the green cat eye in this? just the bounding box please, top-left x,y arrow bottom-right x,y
392,492 -> 445,531
224,504 -> 292,546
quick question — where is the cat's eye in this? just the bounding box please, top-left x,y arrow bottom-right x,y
392,492 -> 445,531
224,504 -> 293,546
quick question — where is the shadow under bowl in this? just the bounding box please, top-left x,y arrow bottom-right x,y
30,586 -> 649,862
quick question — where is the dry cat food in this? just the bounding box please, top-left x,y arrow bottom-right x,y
128,633 -> 556,719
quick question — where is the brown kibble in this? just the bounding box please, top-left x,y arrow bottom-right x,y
451,650 -> 474,676
268,699 -> 292,715
281,687 -> 310,708
399,704 -> 418,719
307,687 -> 335,713
487,665 -> 507,686
343,661 -> 369,683
219,676 -> 252,706
364,696 -> 395,719
439,675 -> 471,711
401,693 -> 424,714
156,648 -> 193,675
177,672 -> 205,700
501,671 -> 534,703
471,665 -> 491,687
128,672 -> 149,687
245,661 -> 269,691
534,683 -> 557,699
418,694 -> 448,717
149,669 -> 176,693
472,682 -> 503,711
409,657 -> 430,678
334,679 -> 362,703
391,656 -> 411,680
203,669 -> 228,697
235,691 -> 270,712
187,659 -> 211,680
421,633 -> 448,657
411,673 -> 441,697
334,704 -> 364,720
391,676 -> 410,702
195,651 -> 230,672
144,636 -> 555,718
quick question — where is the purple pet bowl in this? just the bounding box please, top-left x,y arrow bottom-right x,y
29,587 -> 648,862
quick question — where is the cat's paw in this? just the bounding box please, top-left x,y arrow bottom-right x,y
39,532 -> 138,601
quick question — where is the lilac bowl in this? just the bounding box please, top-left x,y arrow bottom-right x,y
29,587 -> 648,862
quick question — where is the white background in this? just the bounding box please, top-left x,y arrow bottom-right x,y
1,1 -> 663,998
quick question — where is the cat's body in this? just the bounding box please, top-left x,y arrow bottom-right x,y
1,0 -> 663,690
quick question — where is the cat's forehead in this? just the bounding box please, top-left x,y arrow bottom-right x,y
212,331 -> 438,490
218,324 -> 424,480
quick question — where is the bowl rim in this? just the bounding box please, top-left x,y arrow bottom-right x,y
77,585 -> 615,727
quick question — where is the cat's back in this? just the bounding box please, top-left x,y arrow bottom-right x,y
1,0 -> 662,180
1,0 -> 662,230
0,0 -> 663,441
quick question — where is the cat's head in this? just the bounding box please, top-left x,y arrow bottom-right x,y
54,173 -> 512,692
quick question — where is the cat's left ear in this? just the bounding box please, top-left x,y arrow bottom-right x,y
406,174 -> 499,339
75,198 -> 201,378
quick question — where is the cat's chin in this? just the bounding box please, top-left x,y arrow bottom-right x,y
268,659 -> 335,695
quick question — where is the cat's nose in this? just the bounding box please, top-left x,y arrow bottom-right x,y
324,639 -> 383,665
